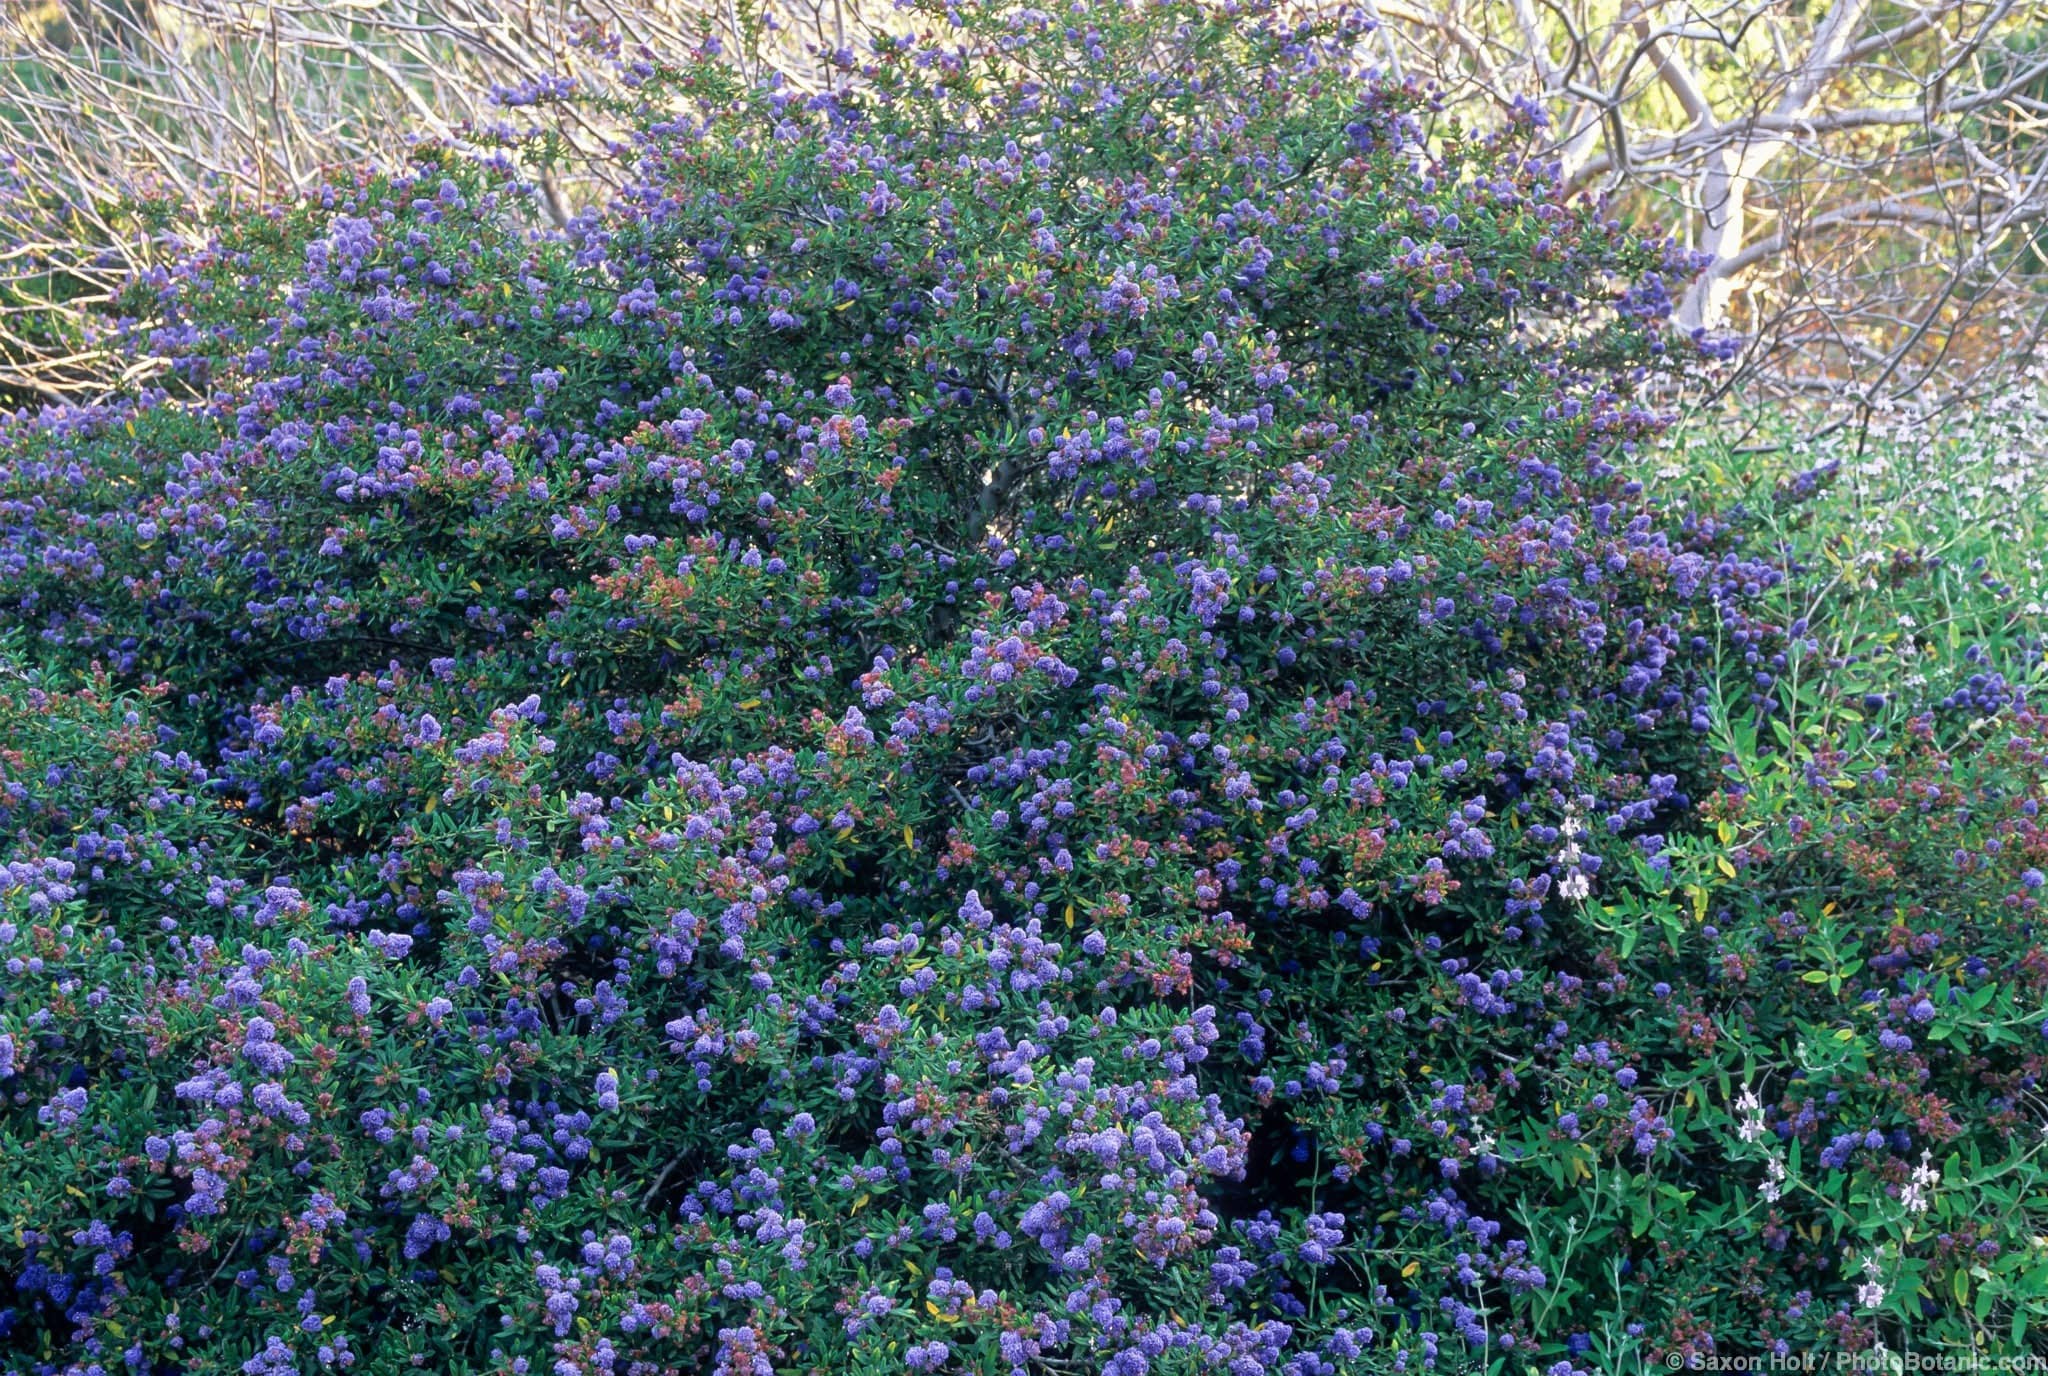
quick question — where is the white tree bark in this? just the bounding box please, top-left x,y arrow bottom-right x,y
1675,0 -> 1872,332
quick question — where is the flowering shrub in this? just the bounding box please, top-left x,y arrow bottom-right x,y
2,1 -> 2044,1373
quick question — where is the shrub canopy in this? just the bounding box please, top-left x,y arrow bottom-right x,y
3,2 -> 2046,1373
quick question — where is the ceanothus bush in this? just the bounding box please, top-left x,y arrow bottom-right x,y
4,1 -> 2045,1372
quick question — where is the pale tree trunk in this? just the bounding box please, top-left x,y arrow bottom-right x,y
1675,0 -> 1872,332
1680,143 -> 1749,333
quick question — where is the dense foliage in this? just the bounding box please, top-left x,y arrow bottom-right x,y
2,2 -> 2046,1372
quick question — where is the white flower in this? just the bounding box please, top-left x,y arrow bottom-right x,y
1551,812 -> 1594,904
1760,1155 -> 1787,1203
1734,1086 -> 1765,1144
1902,1150 -> 1938,1215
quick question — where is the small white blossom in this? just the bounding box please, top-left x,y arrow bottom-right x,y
1552,811 -> 1593,903
1734,1086 -> 1765,1144
1902,1150 -> 1938,1215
